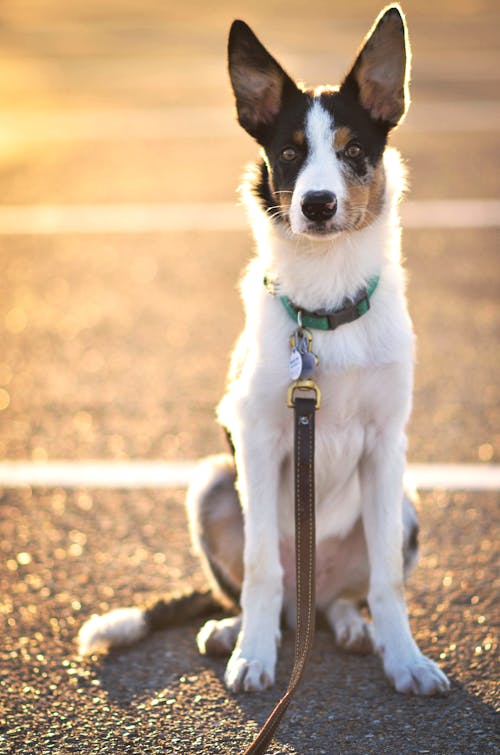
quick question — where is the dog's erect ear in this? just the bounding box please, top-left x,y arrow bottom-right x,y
341,5 -> 410,128
228,20 -> 297,140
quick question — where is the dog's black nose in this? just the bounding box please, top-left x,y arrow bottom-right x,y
301,191 -> 337,221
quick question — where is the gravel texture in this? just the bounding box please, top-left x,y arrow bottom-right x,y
1,488 -> 498,754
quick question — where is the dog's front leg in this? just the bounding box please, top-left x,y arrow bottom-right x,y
361,438 -> 450,695
224,425 -> 283,693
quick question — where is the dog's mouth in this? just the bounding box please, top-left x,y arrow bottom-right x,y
275,206 -> 365,239
298,210 -> 366,239
295,219 -> 354,241
303,222 -> 342,237
278,212 -> 342,238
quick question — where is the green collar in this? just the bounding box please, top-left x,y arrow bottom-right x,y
264,274 -> 380,331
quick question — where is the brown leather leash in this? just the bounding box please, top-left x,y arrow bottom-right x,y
243,380 -> 320,755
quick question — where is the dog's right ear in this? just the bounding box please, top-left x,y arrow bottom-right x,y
228,20 -> 297,141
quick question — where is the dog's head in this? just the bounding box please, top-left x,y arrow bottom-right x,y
228,6 -> 410,240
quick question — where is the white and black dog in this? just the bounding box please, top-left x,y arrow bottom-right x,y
79,5 -> 450,697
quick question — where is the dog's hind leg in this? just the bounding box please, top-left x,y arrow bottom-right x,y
186,454 -> 244,657
325,491 -> 420,656
76,455 -> 242,657
401,489 -> 420,577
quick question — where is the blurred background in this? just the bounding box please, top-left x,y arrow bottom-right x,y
0,0 -> 498,466
0,2 -> 498,753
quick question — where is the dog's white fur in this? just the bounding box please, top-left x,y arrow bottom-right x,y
78,607 -> 147,656
77,8 -> 450,698
216,104 -> 449,694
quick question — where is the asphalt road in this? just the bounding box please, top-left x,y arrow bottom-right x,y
0,2 -> 499,753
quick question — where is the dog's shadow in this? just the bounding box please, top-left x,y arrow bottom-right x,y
90,616 -> 359,707
84,622 -> 496,754
90,623 -> 205,705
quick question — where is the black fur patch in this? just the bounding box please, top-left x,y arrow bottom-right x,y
403,522 -> 419,573
321,89 -> 390,170
408,522 -> 419,552
253,89 -> 312,219
144,589 -> 220,632
252,88 -> 390,222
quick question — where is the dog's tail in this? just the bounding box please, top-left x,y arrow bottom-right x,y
78,588 -> 220,656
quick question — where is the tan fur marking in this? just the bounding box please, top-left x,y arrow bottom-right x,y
344,163 -> 386,230
333,126 -> 354,152
278,192 -> 293,213
366,162 -> 386,220
292,130 -> 305,147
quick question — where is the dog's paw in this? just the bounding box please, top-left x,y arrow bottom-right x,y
336,616 -> 375,655
327,599 -> 375,655
196,616 -> 241,657
224,647 -> 276,693
384,652 -> 450,695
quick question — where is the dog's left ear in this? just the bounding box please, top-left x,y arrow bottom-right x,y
228,20 -> 298,141
341,5 -> 410,128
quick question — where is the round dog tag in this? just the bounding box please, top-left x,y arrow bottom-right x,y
300,351 -> 317,378
289,347 -> 302,380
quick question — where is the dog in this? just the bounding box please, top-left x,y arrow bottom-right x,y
78,5 -> 450,697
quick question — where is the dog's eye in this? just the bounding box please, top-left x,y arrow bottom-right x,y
280,146 -> 298,161
345,142 -> 363,159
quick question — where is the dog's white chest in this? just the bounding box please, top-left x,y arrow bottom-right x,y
277,369 -> 371,542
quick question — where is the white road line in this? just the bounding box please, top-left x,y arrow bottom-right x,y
0,461 -> 498,491
0,101 -> 498,143
0,199 -> 498,234
401,200 -> 500,229
0,202 -> 246,234
405,464 -> 500,492
0,461 -> 198,490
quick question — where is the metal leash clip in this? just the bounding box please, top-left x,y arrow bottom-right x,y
287,379 -> 322,409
